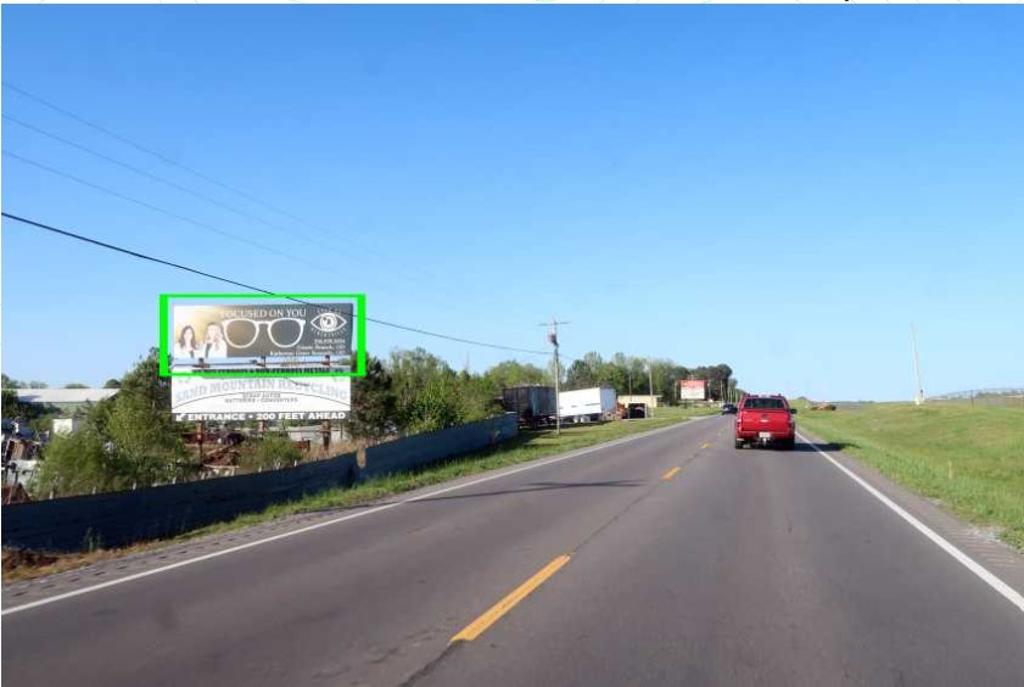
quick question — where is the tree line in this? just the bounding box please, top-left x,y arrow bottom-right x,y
562,352 -> 737,402
3,347 -> 739,497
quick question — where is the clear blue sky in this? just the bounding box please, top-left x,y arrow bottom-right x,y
2,6 -> 1022,401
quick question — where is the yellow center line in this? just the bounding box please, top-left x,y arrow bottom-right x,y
662,466 -> 682,480
700,442 -> 711,449
450,554 -> 571,643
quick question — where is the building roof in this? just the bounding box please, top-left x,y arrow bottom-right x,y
14,388 -> 120,405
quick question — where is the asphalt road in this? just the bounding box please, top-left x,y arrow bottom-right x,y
4,416 -> 1024,686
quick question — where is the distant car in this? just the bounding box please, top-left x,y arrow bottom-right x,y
720,403 -> 737,415
734,394 -> 796,450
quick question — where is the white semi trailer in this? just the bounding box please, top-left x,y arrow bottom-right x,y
558,386 -> 618,423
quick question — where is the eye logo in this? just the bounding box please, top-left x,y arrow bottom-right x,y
311,312 -> 347,334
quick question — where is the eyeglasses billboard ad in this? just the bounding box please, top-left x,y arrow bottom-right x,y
171,374 -> 351,422
171,302 -> 353,363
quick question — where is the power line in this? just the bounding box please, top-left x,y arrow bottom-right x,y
4,83 -> 300,223
2,149 -> 331,273
3,113 -> 325,247
2,145 -> 526,335
1,211 -> 551,356
2,83 -> 456,290
3,115 -> 449,299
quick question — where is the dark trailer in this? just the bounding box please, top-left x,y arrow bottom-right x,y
501,385 -> 557,427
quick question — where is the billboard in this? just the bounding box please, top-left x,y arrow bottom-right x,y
171,374 -> 351,422
679,379 -> 707,401
170,302 -> 353,363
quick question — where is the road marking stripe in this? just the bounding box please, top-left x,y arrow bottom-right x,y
700,442 -> 711,449
796,431 -> 1024,614
661,467 -> 682,480
450,555 -> 571,643
2,417 -> 716,617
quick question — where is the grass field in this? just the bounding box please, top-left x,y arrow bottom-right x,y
794,400 -> 1024,550
3,406 -> 715,581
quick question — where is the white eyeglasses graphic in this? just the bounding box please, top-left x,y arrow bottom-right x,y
222,318 -> 305,349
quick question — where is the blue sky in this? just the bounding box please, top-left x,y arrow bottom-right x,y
2,6 -> 1022,401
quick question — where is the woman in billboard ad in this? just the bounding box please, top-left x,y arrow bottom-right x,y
202,322 -> 228,359
174,325 -> 199,360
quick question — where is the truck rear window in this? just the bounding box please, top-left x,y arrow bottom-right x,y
743,398 -> 786,410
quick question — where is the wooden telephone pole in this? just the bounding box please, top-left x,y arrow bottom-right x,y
540,318 -> 569,435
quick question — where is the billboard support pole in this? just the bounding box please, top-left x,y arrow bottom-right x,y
197,421 -> 205,462
321,421 -> 331,452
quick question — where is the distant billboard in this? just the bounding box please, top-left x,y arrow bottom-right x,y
171,374 -> 351,422
170,302 -> 353,364
679,379 -> 707,401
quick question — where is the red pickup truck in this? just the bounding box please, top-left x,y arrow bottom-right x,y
734,394 -> 796,449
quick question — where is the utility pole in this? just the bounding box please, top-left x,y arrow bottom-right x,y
647,360 -> 655,419
911,323 -> 925,405
540,317 -> 569,434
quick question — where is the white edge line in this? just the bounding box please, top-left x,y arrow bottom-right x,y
796,431 -> 1024,614
2,416 -> 714,617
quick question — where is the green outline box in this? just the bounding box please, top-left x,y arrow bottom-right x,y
159,293 -> 367,378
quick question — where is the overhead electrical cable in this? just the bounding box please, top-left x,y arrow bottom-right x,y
1,211 -> 552,356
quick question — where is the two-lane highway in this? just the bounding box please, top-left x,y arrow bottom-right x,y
4,416 -> 1024,686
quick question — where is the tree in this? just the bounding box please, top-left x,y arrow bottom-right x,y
404,375 -> 464,434
1,379 -> 58,426
482,360 -> 549,389
389,348 -> 465,433
565,352 -> 602,390
346,356 -> 398,440
103,378 -> 122,389
64,383 -> 89,389
34,427 -> 128,496
118,348 -> 171,413
104,393 -> 186,486
2,387 -> 21,419
35,347 -> 184,495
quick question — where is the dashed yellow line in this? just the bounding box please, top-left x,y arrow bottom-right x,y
662,466 -> 682,481
700,442 -> 711,449
450,554 -> 571,643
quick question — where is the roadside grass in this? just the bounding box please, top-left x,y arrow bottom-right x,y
3,406 -> 715,583
794,401 -> 1024,550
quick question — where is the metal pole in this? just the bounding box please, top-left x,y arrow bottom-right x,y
911,323 -> 925,405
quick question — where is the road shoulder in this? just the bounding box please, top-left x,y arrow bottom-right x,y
796,427 -> 1024,603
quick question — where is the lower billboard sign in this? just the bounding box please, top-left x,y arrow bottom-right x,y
171,373 -> 351,422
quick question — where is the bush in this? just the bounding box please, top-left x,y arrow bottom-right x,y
34,429 -> 128,496
104,393 -> 186,487
239,435 -> 303,472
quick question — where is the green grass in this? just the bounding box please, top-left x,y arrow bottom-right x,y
4,406 -> 714,580
794,400 -> 1024,550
